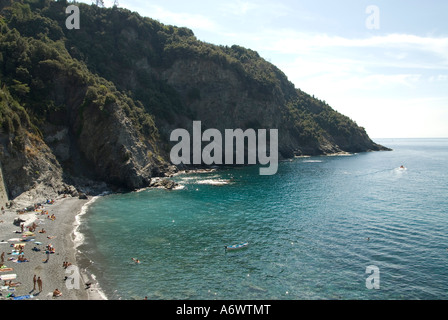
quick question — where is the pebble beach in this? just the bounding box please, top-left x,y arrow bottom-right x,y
0,195 -> 106,300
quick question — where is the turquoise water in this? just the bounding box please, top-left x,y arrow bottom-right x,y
78,138 -> 448,300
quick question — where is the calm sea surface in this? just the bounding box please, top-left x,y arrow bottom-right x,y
77,138 -> 448,300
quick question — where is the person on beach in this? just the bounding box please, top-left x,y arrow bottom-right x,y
37,276 -> 42,292
1,252 -> 4,263
29,222 -> 38,232
36,277 -> 42,292
18,255 -> 29,262
44,249 -> 50,263
7,280 -> 21,287
53,288 -> 62,297
33,275 -> 37,291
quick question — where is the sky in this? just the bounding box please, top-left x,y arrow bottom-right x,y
77,0 -> 448,138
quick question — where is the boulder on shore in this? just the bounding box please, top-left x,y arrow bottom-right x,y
149,178 -> 179,190
78,193 -> 88,200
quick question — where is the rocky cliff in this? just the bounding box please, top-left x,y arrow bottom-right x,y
0,1 -> 389,203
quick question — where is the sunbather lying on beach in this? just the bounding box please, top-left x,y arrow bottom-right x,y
5,280 -> 21,287
17,255 -> 29,262
13,244 -> 25,250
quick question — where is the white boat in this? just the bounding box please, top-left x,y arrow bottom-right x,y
225,242 -> 249,251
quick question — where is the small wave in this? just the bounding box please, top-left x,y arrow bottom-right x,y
180,174 -> 220,181
179,176 -> 196,181
196,179 -> 232,186
73,193 -> 110,301
327,152 -> 354,157
302,160 -> 323,163
89,273 -> 109,300
73,192 -> 109,249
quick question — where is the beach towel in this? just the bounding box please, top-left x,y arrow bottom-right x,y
0,268 -> 13,272
0,274 -> 17,281
13,295 -> 33,300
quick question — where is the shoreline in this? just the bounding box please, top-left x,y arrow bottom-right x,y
73,194 -> 109,300
0,195 -> 107,300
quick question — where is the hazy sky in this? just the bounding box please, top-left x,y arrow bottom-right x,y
78,1 -> 448,138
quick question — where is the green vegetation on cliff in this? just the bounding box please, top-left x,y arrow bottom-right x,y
0,0 -> 387,197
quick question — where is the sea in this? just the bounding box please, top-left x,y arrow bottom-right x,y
76,138 -> 448,300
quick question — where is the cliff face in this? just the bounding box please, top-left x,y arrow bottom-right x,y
0,124 -> 66,201
0,1 -> 389,202
161,58 -> 387,157
161,59 -> 293,154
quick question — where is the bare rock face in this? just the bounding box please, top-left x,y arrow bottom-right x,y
149,178 -> 179,190
0,131 -> 66,202
73,100 -> 157,190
